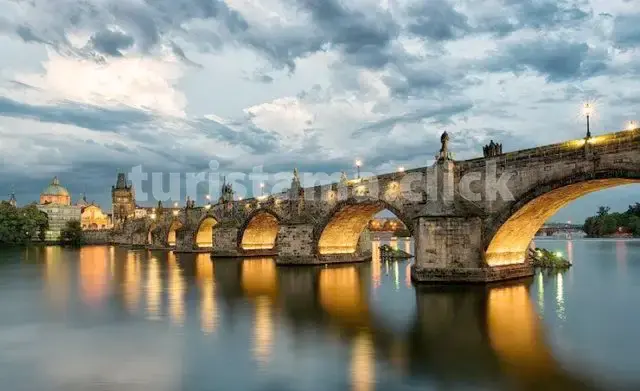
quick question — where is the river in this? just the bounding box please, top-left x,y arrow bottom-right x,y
0,239 -> 638,391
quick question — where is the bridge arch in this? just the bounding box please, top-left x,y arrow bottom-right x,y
167,220 -> 183,247
315,198 -> 413,255
195,216 -> 218,248
485,170 -> 640,266
239,209 -> 281,251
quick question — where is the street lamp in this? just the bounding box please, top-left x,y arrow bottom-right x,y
582,103 -> 593,139
260,182 -> 265,195
355,159 -> 362,179
205,194 -> 211,201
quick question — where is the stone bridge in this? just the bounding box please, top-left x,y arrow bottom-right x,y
113,128 -> 640,283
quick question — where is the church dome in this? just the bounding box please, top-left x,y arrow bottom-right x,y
42,177 -> 70,196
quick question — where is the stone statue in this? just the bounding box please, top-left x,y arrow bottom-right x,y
289,168 -> 303,200
340,171 -> 348,184
483,140 -> 503,158
439,131 -> 450,160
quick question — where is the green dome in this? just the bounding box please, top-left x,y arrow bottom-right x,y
42,176 -> 70,196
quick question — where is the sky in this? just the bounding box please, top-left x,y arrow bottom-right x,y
0,0 -> 638,223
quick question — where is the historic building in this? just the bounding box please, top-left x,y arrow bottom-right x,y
112,173 -> 136,225
36,177 -> 82,241
76,194 -> 112,229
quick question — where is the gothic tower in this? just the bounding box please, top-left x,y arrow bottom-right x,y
112,172 -> 135,224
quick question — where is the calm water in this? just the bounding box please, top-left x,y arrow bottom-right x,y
0,239 -> 639,391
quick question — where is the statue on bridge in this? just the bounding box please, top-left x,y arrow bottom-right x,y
340,171 -> 348,185
289,168 -> 303,200
483,140 -> 503,158
219,176 -> 234,204
438,131 -> 450,161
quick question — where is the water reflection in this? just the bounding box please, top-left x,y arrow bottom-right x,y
78,246 -> 109,307
146,255 -> 161,320
168,252 -> 185,326
196,254 -> 217,334
11,245 -> 639,391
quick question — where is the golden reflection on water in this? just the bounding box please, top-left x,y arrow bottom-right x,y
351,331 -> 374,391
168,252 -> 185,326
124,251 -> 141,312
253,296 -> 273,366
319,267 -> 368,326
44,246 -> 68,310
146,256 -> 161,320
242,258 -> 277,366
487,284 -> 555,378
241,258 -> 277,299
371,241 -> 381,289
78,246 -> 109,307
196,254 -> 217,334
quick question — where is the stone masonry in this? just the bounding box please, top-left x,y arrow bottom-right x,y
113,128 -> 640,283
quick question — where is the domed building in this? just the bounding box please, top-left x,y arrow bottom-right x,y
40,177 -> 71,205
36,176 -> 82,241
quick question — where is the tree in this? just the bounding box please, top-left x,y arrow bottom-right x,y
60,220 -> 84,246
0,202 -> 49,244
597,206 -> 610,217
21,204 -> 49,241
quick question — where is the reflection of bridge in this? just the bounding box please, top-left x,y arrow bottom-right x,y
112,128 -> 640,283
38,246 -> 628,390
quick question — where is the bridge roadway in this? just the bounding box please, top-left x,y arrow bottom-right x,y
112,128 -> 640,283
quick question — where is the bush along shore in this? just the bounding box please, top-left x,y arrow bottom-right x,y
529,248 -> 571,269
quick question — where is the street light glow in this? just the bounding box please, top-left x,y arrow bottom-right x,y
555,251 -> 562,258
173,202 -> 178,207
205,194 -> 211,200
355,159 -> 362,167
582,102 -> 593,116
398,166 -> 405,173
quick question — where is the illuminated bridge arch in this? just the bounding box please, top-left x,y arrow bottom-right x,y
485,170 -> 640,266
167,220 -> 183,247
195,216 -> 218,248
239,209 -> 280,251
316,199 -> 413,255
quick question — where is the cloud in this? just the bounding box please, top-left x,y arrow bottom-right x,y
611,13 -> 640,48
0,96 -> 153,131
353,102 -> 474,137
406,0 -> 470,41
89,29 -> 134,57
481,38 -> 609,81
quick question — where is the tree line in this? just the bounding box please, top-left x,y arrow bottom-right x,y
583,203 -> 640,237
0,201 -> 83,245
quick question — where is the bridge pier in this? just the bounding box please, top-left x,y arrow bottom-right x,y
411,216 -> 533,283
212,225 -> 242,257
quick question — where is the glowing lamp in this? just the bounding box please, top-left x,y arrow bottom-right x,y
555,251 -> 562,258
398,166 -> 405,173
582,103 -> 593,117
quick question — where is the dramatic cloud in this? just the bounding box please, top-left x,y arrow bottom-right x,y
0,0 -> 639,221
